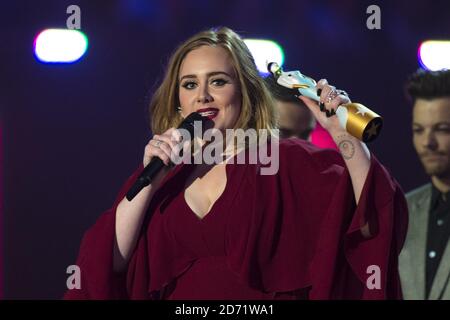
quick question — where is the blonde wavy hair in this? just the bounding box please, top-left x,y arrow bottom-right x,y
149,27 -> 277,136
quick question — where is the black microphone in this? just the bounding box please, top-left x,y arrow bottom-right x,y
126,112 -> 205,201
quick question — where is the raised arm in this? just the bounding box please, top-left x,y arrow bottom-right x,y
299,79 -> 371,204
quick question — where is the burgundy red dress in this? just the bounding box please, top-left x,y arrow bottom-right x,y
64,138 -> 408,300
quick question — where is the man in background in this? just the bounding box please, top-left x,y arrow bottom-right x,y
400,69 -> 450,299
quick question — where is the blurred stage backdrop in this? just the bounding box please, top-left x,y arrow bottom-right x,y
1,0 -> 450,299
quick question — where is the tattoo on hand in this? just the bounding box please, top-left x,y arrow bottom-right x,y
337,135 -> 355,160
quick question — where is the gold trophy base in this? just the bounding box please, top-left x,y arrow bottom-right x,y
344,103 -> 383,143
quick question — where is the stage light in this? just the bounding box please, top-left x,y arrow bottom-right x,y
34,29 -> 88,63
243,39 -> 284,74
418,40 -> 450,71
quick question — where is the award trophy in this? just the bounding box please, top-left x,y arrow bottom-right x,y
267,62 -> 383,143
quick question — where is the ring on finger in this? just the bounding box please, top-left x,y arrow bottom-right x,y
326,89 -> 339,104
154,140 -> 162,148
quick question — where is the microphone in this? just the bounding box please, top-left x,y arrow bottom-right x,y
126,112 -> 205,201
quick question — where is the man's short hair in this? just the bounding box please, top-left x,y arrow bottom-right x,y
405,69 -> 450,102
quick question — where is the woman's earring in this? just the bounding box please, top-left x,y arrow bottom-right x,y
176,106 -> 182,113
